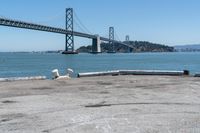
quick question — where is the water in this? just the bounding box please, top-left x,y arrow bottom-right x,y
0,52 -> 200,78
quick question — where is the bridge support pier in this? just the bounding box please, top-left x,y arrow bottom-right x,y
129,48 -> 133,53
91,35 -> 101,53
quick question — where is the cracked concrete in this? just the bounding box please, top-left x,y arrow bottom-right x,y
0,75 -> 200,133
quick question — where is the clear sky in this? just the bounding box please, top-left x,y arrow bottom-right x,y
0,0 -> 200,51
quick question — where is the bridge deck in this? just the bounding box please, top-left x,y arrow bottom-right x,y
0,17 -> 134,49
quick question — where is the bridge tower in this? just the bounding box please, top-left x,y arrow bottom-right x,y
62,8 -> 78,54
108,27 -> 115,53
92,35 -> 101,53
126,35 -> 130,41
126,35 -> 133,53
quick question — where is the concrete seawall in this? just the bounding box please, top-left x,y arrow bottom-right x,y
78,70 -> 189,78
0,75 -> 200,132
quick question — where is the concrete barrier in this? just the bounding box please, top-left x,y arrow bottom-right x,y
119,70 -> 189,76
78,70 -> 189,78
78,70 -> 119,78
194,74 -> 200,77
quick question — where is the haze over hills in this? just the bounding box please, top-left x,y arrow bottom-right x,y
174,44 -> 200,52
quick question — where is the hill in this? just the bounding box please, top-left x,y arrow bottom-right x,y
77,41 -> 174,53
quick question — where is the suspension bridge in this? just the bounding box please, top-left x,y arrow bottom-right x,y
0,8 -> 133,54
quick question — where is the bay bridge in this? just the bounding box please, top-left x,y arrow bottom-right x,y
0,8 -> 133,54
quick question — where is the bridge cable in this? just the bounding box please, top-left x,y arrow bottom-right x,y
115,32 -> 121,42
74,20 -> 87,33
35,13 -> 64,24
0,14 -> 10,19
31,11 -> 65,28
73,10 -> 92,34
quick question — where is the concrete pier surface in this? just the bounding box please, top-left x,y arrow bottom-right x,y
0,75 -> 200,133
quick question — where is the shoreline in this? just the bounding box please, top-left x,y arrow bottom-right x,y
0,69 -> 191,82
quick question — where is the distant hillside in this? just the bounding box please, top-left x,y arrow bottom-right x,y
77,41 -> 174,53
174,44 -> 200,52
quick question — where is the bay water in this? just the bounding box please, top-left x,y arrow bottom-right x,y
0,52 -> 199,78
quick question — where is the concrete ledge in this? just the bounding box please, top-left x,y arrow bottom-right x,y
78,70 -> 119,78
78,70 -> 189,78
194,74 -> 200,77
119,70 -> 188,76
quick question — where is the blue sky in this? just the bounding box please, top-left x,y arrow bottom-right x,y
0,0 -> 200,51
